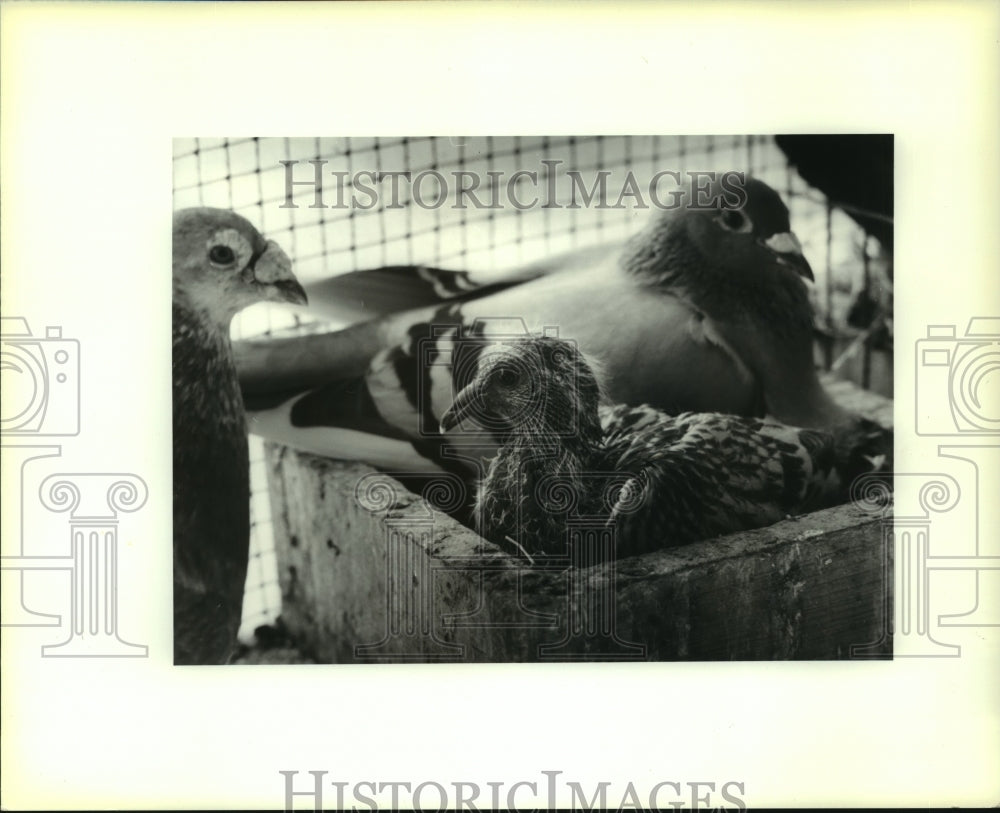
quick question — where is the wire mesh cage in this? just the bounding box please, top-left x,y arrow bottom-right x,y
171,135 -> 894,641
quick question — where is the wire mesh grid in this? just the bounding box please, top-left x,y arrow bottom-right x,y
172,135 -> 887,639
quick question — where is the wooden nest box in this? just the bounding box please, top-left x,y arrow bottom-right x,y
264,376 -> 893,663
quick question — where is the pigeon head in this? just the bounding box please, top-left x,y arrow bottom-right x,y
625,174 -> 814,289
440,336 -> 603,444
690,174 -> 813,281
173,207 -> 307,327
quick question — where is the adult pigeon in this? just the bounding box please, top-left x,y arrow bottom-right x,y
172,207 -> 307,665
439,335 -> 843,559
238,174 -> 872,480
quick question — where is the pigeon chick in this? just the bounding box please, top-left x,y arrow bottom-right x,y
173,207 -> 307,664
440,336 -> 843,559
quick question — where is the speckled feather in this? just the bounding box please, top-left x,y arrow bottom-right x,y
599,406 -> 836,556
444,336 -> 848,560
173,299 -> 250,663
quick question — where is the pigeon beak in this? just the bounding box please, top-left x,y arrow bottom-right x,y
440,384 -> 479,434
253,240 -> 309,306
764,231 -> 814,281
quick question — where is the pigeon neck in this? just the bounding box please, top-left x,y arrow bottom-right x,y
479,429 -> 602,556
716,310 -> 846,427
173,277 -> 241,330
171,299 -> 246,438
172,297 -> 241,400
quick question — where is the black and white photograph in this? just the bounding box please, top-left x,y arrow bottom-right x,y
3,2 -> 998,810
172,135 -> 895,665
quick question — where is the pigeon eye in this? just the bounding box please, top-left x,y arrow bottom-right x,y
209,245 -> 236,265
493,366 -> 520,387
719,209 -> 751,232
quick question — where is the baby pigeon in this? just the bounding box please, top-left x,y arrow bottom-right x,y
440,335 -> 851,559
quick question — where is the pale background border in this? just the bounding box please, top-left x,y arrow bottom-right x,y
2,1 -> 998,808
